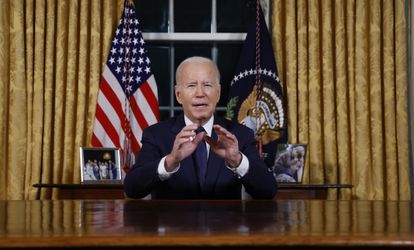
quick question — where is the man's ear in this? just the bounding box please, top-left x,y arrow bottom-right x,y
175,85 -> 182,104
215,85 -> 221,104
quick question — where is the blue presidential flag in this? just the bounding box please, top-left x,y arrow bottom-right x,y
226,3 -> 287,169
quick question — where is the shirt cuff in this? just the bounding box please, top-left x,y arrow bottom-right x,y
226,152 -> 249,178
157,156 -> 180,181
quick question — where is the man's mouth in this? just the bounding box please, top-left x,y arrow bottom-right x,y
193,103 -> 208,107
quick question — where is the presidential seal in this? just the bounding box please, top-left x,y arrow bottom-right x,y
237,83 -> 285,145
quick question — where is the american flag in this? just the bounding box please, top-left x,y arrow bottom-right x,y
92,0 -> 159,174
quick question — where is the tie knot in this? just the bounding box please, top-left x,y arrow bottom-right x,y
195,126 -> 206,135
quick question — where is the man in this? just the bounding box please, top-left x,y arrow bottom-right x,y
124,56 -> 277,199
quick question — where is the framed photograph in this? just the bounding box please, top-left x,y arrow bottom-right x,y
272,144 -> 307,183
80,147 -> 122,184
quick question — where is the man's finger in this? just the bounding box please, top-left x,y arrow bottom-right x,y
204,135 -> 215,146
192,131 -> 206,144
213,124 -> 235,138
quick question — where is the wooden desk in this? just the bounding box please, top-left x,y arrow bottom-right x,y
33,183 -> 352,200
0,199 -> 412,248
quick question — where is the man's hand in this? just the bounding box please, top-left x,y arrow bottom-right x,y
165,124 -> 206,172
205,124 -> 242,168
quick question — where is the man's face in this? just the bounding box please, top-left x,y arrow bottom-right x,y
175,62 -> 221,125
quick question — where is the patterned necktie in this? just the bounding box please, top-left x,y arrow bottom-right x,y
195,127 -> 208,188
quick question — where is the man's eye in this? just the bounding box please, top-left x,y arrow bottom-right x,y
203,83 -> 213,87
187,84 -> 196,88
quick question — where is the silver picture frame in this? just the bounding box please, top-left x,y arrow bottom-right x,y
79,147 -> 122,184
272,144 -> 307,183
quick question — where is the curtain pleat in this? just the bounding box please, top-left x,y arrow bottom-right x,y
0,0 -> 11,199
394,0 -> 410,200
8,0 -> 27,199
334,0 -> 352,199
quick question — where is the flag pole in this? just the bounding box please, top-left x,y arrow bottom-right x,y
122,0 -> 134,172
254,0 -> 264,159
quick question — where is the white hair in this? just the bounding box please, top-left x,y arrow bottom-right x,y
175,56 -> 221,85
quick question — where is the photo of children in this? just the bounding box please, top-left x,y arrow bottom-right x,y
272,144 -> 307,183
80,147 -> 122,183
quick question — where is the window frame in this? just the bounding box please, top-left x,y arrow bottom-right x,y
141,0 -> 270,118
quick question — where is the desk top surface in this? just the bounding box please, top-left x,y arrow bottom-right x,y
33,183 -> 353,189
0,199 -> 411,248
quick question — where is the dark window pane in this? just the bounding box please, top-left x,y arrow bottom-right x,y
215,109 -> 227,118
146,45 -> 170,106
174,44 -> 212,106
217,43 -> 244,106
217,0 -> 256,32
135,0 -> 169,32
174,0 -> 211,32
174,44 -> 212,68
159,110 -> 171,122
174,109 -> 184,117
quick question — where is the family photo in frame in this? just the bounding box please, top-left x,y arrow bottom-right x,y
272,144 -> 307,183
79,147 -> 122,183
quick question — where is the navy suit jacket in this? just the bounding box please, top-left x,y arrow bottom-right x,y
123,114 -> 278,200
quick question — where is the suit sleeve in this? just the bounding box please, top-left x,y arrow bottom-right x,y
123,127 -> 164,199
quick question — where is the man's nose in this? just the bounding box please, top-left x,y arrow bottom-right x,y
195,84 -> 205,95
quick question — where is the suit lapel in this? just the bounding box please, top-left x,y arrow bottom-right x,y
171,114 -> 185,135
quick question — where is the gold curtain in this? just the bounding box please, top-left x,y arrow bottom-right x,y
0,0 -> 123,199
271,0 -> 410,200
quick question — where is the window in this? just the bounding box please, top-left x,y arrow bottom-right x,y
135,0 -> 269,120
